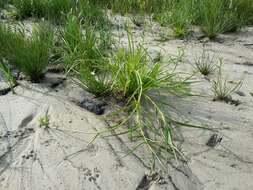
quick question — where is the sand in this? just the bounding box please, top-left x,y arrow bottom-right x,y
0,14 -> 253,190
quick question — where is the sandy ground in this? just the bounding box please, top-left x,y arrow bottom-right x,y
0,14 -> 253,190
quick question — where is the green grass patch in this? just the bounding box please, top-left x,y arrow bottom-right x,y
96,0 -> 170,14
0,0 -> 9,8
196,0 -> 239,38
0,61 -> 17,90
60,14 -> 110,73
155,0 -> 194,37
8,0 -> 109,26
77,31 -> 194,162
153,0 -> 253,38
231,0 -> 253,25
0,22 -> 53,82
2,0 -> 252,38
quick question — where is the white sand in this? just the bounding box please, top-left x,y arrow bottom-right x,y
0,15 -> 253,190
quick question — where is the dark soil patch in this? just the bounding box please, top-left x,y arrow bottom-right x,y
78,98 -> 106,115
0,83 -> 18,96
234,61 -> 253,66
47,65 -> 65,73
213,96 -> 241,106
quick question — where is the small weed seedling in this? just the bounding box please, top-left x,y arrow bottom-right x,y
39,114 -> 50,128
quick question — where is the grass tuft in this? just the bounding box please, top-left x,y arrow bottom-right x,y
155,0 -> 193,37
60,14 -> 109,73
0,61 -> 17,91
78,30 -> 194,163
0,22 -> 53,82
194,48 -> 217,76
212,60 -> 242,100
78,67 -> 110,96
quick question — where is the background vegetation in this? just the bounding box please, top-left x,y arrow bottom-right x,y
2,0 -> 252,38
96,0 -> 253,38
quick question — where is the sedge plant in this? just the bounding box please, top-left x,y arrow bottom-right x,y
10,0 -> 110,25
11,0 -> 48,19
0,61 -> 17,92
61,14 -> 111,95
196,0 -> 239,38
78,66 -> 110,96
0,22 -> 53,82
155,0 -> 194,37
11,0 -> 71,21
79,30 -> 196,164
46,0 -> 74,24
211,60 -> 242,101
194,48 -> 217,76
60,14 -> 109,73
230,0 -> 253,26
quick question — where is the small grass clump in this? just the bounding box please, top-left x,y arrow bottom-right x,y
212,61 -> 242,101
11,0 -> 48,19
77,0 -> 109,28
108,34 -> 189,100
194,48 -> 217,76
153,0 -> 253,38
0,22 -> 53,82
196,0 -> 239,38
60,14 -> 111,96
10,0 -> 72,21
155,0 -> 193,37
0,61 -> 17,90
60,14 -> 109,73
96,0 -> 169,14
46,0 -> 73,23
231,0 -> 253,26
78,67 -> 110,96
78,31 -> 193,162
